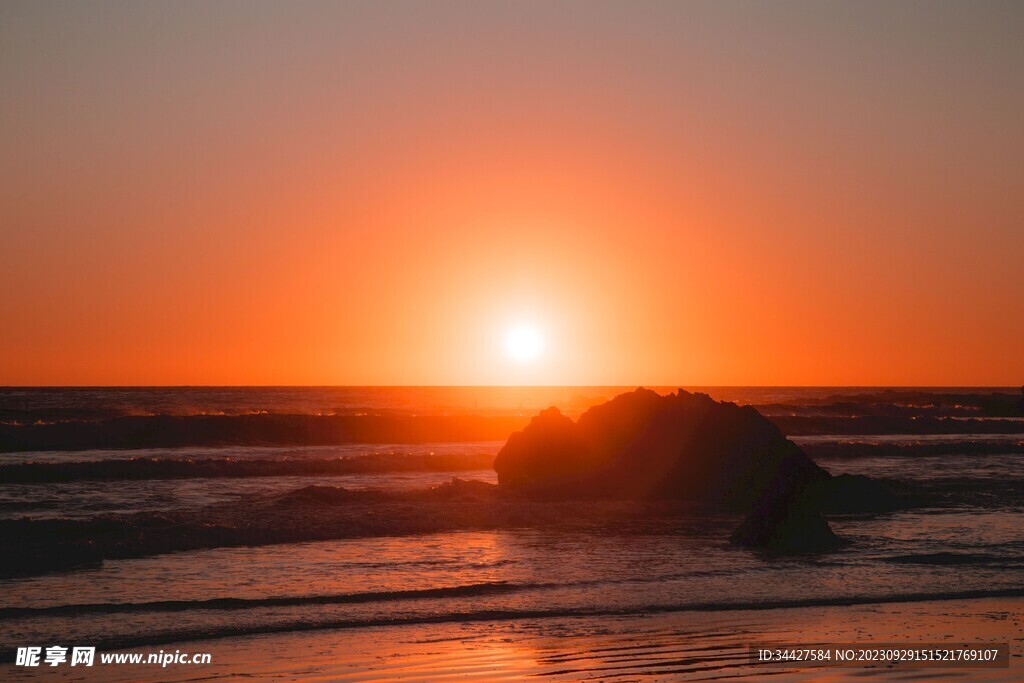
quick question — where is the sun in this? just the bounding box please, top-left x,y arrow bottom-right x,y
505,324 -> 544,362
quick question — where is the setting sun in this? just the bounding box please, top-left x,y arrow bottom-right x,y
505,325 -> 544,363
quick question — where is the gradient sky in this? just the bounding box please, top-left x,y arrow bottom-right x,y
1,0 -> 1022,386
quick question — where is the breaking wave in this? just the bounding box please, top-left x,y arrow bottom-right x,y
0,452 -> 496,482
3,586 -> 1023,658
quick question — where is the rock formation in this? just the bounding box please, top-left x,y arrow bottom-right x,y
495,388 -> 901,553
495,388 -> 828,506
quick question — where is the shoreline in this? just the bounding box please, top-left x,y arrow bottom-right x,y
7,596 -> 1019,681
6,586 -> 1024,656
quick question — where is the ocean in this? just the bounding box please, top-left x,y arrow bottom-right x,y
1,386 -> 1023,679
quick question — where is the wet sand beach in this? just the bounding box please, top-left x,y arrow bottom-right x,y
5,597 -> 1018,681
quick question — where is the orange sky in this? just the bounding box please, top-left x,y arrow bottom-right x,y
1,1 -> 1022,386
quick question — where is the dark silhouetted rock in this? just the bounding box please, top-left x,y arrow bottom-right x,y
495,388 -> 914,554
495,407 -> 590,492
729,496 -> 845,553
495,388 -> 830,509
731,473 -> 913,553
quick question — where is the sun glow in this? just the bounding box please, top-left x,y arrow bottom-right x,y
505,325 -> 544,362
